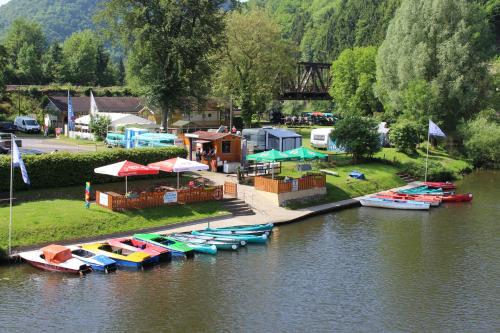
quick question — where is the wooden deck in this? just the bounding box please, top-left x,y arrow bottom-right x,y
254,174 -> 326,194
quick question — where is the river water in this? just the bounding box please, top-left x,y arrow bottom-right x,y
0,171 -> 498,332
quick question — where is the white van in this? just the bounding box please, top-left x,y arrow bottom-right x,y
310,128 -> 333,149
14,116 -> 40,133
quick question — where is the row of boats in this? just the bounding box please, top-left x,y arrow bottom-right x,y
19,223 -> 274,275
359,181 -> 473,210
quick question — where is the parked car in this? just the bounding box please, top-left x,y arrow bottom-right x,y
14,116 -> 40,133
0,121 -> 17,133
0,132 -> 22,153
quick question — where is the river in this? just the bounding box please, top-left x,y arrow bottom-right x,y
0,171 -> 498,332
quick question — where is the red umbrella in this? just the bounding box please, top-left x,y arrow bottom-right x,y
94,160 -> 159,193
311,112 -> 324,116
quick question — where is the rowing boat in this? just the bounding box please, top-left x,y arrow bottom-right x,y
375,192 -> 441,207
82,243 -> 154,269
68,245 -> 117,273
207,223 -> 274,233
423,181 -> 456,190
192,230 -> 268,244
442,193 -> 473,202
170,234 -> 239,251
360,197 -> 430,210
107,237 -> 171,262
20,244 -> 92,275
134,234 -> 195,258
202,229 -> 270,236
175,233 -> 247,246
398,186 -> 445,196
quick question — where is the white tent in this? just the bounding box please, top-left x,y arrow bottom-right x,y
75,113 -> 158,129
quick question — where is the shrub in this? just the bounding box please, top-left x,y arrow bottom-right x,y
330,114 -> 381,162
89,115 -> 111,141
401,160 -> 456,181
389,120 -> 421,154
462,110 -> 500,168
0,146 -> 186,191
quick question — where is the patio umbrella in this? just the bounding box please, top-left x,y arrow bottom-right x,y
148,157 -> 209,188
284,147 -> 327,161
94,160 -> 159,193
246,149 -> 291,179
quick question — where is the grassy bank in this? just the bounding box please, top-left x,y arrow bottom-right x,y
281,161 -> 405,208
0,199 -> 227,250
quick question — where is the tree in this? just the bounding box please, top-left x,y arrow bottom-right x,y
89,115 -> 111,141
330,115 -> 381,162
3,19 -> 46,83
97,0 -> 227,127
0,45 -> 8,98
462,109 -> 500,168
213,9 -> 295,127
329,46 -> 382,116
42,42 -> 64,84
389,120 -> 421,155
61,30 -> 100,85
376,0 -> 495,134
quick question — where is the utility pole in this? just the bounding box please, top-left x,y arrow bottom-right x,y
229,95 -> 233,130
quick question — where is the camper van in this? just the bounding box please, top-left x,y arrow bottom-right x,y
310,128 -> 333,149
14,116 -> 40,133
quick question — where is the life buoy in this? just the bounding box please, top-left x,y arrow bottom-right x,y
213,188 -> 223,200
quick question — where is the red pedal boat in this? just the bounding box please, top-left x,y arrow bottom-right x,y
441,193 -> 473,202
423,181 -> 456,190
375,193 -> 442,206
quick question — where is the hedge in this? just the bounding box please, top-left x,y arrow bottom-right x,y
0,147 -> 186,192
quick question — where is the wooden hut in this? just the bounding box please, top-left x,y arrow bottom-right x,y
184,131 -> 241,171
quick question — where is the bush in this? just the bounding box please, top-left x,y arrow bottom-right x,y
331,114 -> 381,162
389,120 -> 421,154
0,146 -> 186,191
401,160 -> 456,181
462,110 -> 500,168
89,115 -> 111,141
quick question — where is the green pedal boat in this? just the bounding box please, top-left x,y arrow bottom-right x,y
134,234 -> 195,258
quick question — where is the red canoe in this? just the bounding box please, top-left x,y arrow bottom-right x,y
375,193 -> 442,206
441,193 -> 473,202
423,181 -> 456,190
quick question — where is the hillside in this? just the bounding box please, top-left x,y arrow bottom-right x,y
0,0 -> 101,42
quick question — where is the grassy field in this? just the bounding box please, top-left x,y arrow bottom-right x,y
280,161 -> 405,208
0,200 -> 227,249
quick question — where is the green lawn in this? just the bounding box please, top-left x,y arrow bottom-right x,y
0,199 -> 227,249
280,161 -> 405,208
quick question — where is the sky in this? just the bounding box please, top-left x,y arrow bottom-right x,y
0,0 -> 10,7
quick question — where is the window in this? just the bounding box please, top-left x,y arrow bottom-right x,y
313,135 -> 325,141
222,141 -> 231,154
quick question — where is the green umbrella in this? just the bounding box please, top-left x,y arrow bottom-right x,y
246,149 -> 291,178
284,147 -> 327,160
246,149 -> 291,162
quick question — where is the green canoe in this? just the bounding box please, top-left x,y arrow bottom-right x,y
134,234 -> 195,258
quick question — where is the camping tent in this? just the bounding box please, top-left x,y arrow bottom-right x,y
264,128 -> 302,152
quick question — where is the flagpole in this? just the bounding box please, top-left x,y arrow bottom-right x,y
9,134 -> 14,255
424,120 -> 430,182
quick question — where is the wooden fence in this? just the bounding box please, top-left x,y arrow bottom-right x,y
254,174 -> 326,194
96,185 -> 223,211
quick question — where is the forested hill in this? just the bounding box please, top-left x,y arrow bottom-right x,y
250,0 -> 499,62
0,0 -> 102,42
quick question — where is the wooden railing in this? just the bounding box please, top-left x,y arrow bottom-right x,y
96,185 -> 223,211
254,174 -> 326,194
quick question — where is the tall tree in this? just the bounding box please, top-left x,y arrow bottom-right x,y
213,9 -> 295,127
376,0 -> 495,133
42,42 -> 64,84
329,46 -> 382,116
96,0 -> 227,127
0,44 -> 8,98
3,19 -> 46,83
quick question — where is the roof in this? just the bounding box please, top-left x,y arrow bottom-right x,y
75,113 -> 157,128
172,120 -> 195,127
186,131 -> 237,141
265,128 -> 302,138
48,96 -> 144,114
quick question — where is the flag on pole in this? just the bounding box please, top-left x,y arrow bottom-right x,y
90,91 -> 98,116
67,90 -> 75,131
12,139 -> 30,185
428,120 -> 446,137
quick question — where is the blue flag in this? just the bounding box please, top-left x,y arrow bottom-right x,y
12,139 -> 30,185
67,90 -> 75,131
428,120 -> 446,137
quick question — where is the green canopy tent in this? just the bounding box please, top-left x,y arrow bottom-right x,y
246,149 -> 291,179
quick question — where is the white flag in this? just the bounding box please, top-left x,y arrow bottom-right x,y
428,120 -> 446,137
12,139 -> 30,185
90,91 -> 98,116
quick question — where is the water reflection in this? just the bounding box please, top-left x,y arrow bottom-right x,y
0,171 -> 498,332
